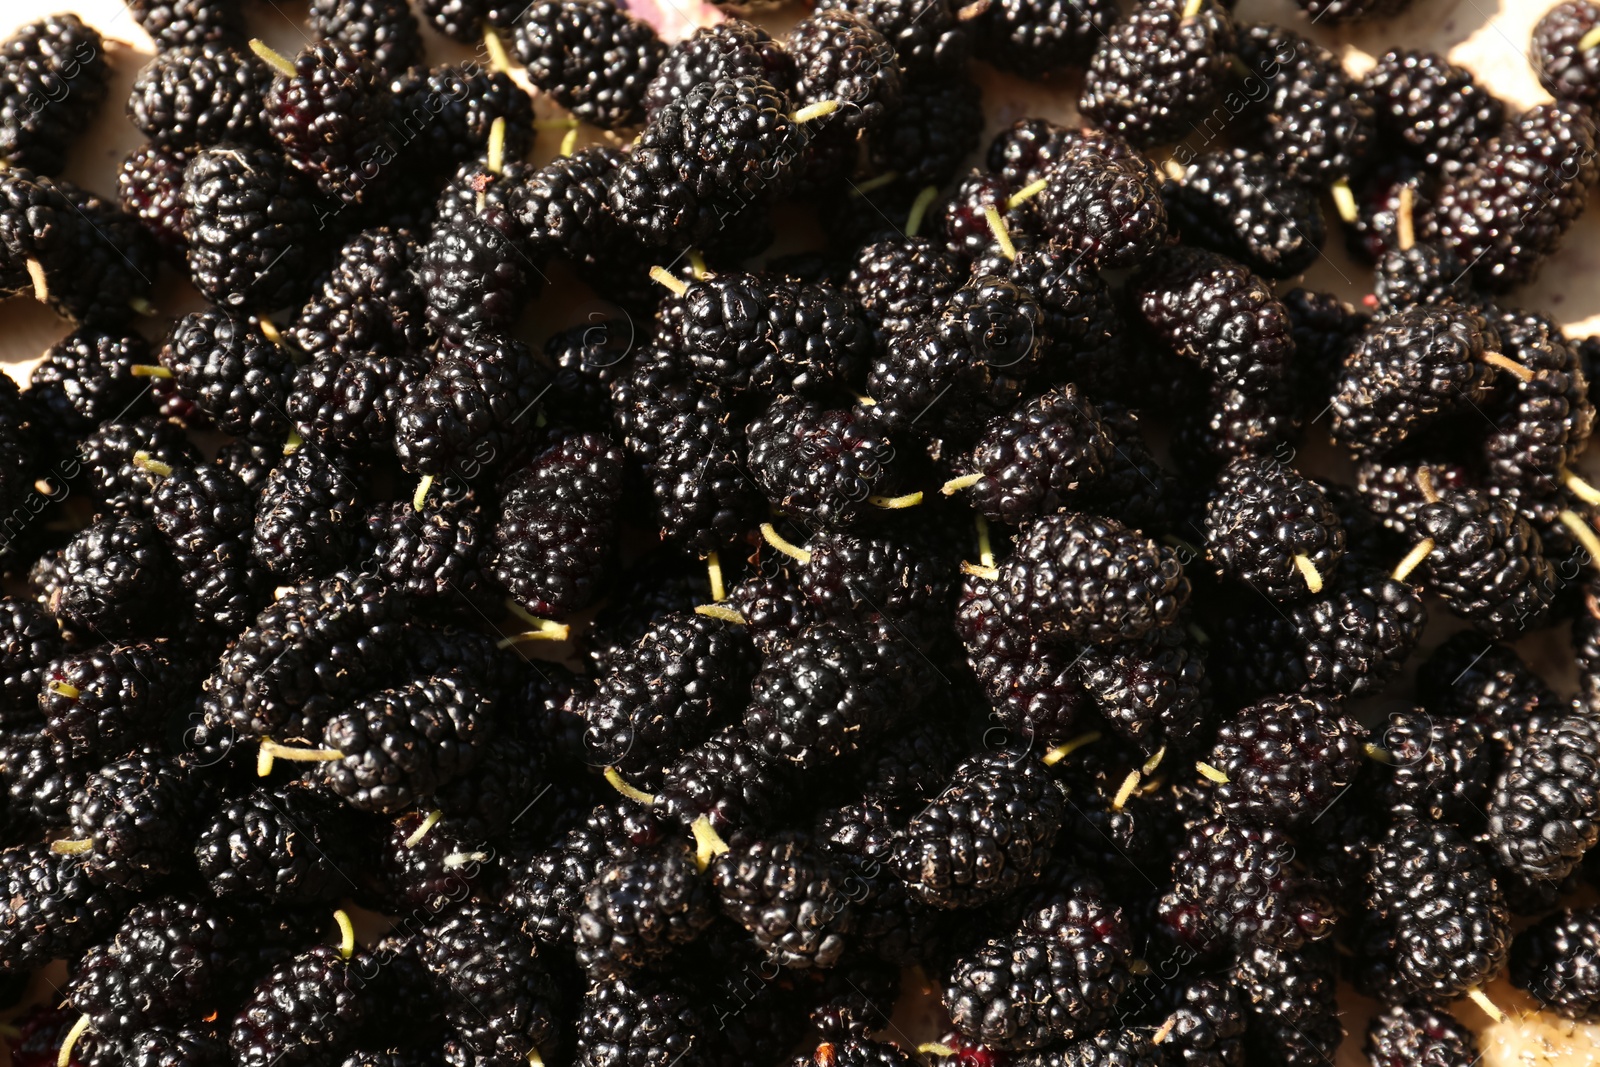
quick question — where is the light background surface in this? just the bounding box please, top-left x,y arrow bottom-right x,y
1,0 -> 1600,1064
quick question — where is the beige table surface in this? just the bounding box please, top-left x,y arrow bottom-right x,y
2,0 -> 1600,1064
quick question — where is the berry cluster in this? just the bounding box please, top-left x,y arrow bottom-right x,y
0,3 -> 1597,1067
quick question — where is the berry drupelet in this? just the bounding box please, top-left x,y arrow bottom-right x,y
0,843 -> 130,973
611,75 -> 801,248
712,831 -> 858,968
261,41 -> 394,205
975,0 -> 1118,77
788,11 -> 899,133
396,334 -> 547,479
997,512 -> 1190,645
117,143 -> 192,259
0,15 -> 108,174
1354,816 -> 1509,1004
128,44 -> 270,148
513,0 -> 664,128
1201,695 -> 1366,830
314,672 -> 488,814
1532,1 -> 1600,106
24,328 -> 152,449
1159,819 -> 1334,952
1483,308 -> 1595,496
1078,0 -> 1237,147
1488,705 -> 1600,885
230,942 -> 371,1067
42,641 -> 195,762
0,171 -> 159,328
1131,246 -> 1293,401
63,752 -> 203,891
307,0 -> 424,77
194,785 -> 360,903
849,236 -> 966,345
898,749 -> 1064,909
0,596 -> 60,725
580,610 -> 756,785
1163,149 -> 1324,279
252,447 -> 364,582
159,308 -> 294,442
659,728 -> 789,844
1431,102 -> 1598,291
1038,139 -> 1168,269
421,901 -> 561,1065
1233,943 -> 1343,1067
1510,907 -> 1600,1020
152,460 -> 262,633
1330,304 -> 1502,459
744,619 -> 908,769
747,395 -> 902,528
1410,488 -> 1559,638
47,516 -> 179,640
490,431 -> 623,619
1364,1002 -> 1481,1067
1204,457 -> 1344,601
645,20 -> 796,117
67,897 -> 237,1038
866,275 -> 1046,442
1363,49 -> 1504,167
181,143 -> 319,312
575,973 -> 702,1067
575,842 -> 716,976
126,0 -> 246,49
943,872 -> 1132,1049
953,386 -> 1116,525
291,227 -> 425,363
1236,23 -> 1375,188
418,196 -> 535,344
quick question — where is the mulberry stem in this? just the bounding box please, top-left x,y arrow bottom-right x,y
984,204 -> 1016,261
789,100 -> 839,124
648,265 -> 688,296
1293,553 -> 1323,593
941,472 -> 984,496
694,603 -> 746,624
603,766 -> 656,805
482,26 -> 512,73
1330,180 -> 1357,224
1005,177 -> 1048,210
1395,184 -> 1415,252
691,814 -> 730,870
706,549 -> 725,601
404,809 -> 444,848
760,522 -> 812,565
1561,468 -> 1600,505
1041,731 -> 1101,765
334,908 -> 356,958
1558,510 -> 1600,573
905,185 -> 939,237
1195,761 -> 1229,784
57,1014 -> 91,1067
851,172 -> 899,196
248,38 -> 297,78
1482,352 -> 1536,381
130,364 -> 173,378
1391,538 -> 1435,582
1464,986 -> 1504,1023
25,258 -> 47,302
